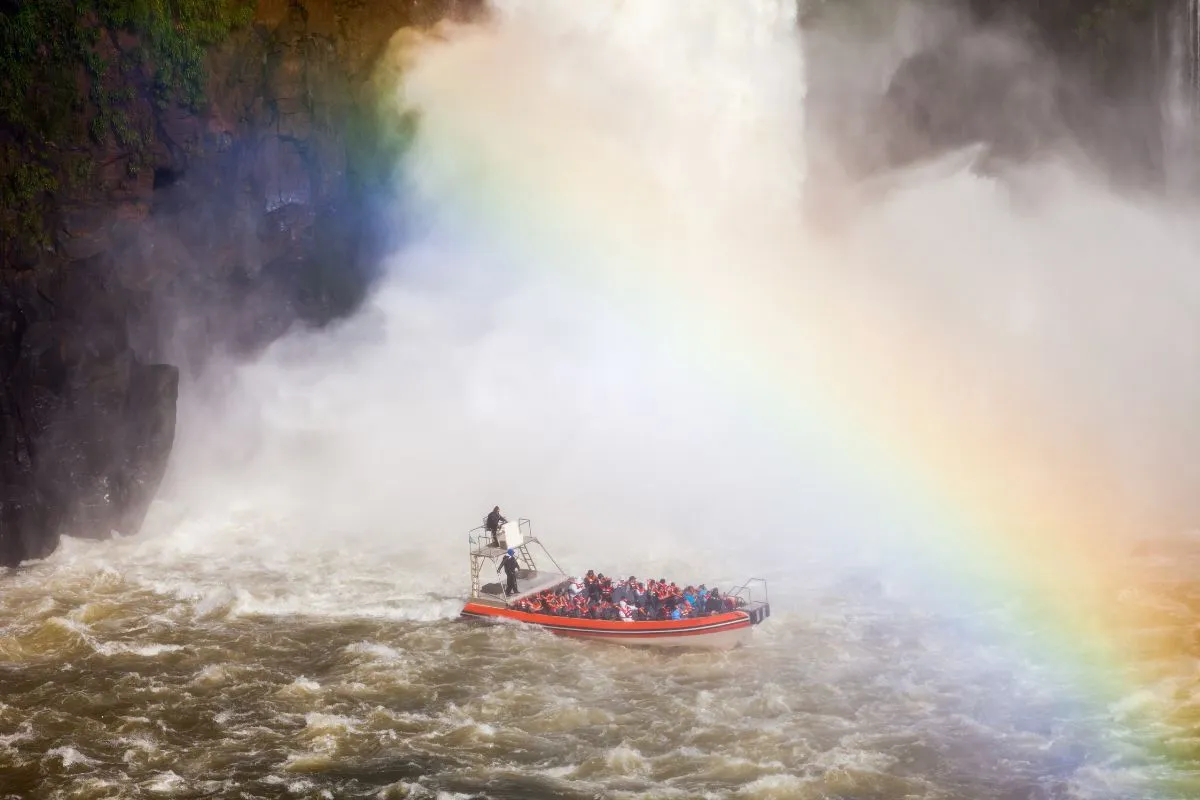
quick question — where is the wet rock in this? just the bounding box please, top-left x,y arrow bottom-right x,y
1,0 -> 488,566
0,305 -> 178,567
880,33 -> 1066,170
9,240 -> 42,273
56,206 -> 115,262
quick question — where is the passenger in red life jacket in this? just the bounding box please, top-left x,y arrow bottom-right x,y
497,548 -> 520,596
654,581 -> 670,609
506,568 -> 750,620
611,577 -> 633,606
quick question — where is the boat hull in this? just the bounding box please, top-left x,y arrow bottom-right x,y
460,602 -> 755,650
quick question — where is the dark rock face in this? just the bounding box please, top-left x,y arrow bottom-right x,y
803,0 -> 1169,189
0,265 -> 178,566
879,31 -> 1070,170
0,0 -> 483,567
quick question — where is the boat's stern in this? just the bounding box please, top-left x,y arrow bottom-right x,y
730,578 -> 771,626
744,601 -> 770,625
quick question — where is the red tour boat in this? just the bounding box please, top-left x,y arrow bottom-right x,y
459,518 -> 770,650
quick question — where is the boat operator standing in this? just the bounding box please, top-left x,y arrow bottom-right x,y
498,548 -> 520,596
485,506 -> 507,547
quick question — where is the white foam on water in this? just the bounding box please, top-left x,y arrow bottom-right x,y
45,745 -> 99,769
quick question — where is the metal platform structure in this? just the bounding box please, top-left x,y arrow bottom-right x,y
468,518 -> 570,606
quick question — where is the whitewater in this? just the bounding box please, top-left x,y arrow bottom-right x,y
5,0 -> 1200,797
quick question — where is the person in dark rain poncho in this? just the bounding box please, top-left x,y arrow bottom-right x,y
485,506 -> 507,547
498,548 -> 520,596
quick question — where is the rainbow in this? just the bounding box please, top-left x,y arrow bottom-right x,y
383,10 -> 1194,780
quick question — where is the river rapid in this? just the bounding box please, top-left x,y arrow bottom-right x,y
3,523 -> 1200,799
6,0 -> 1200,797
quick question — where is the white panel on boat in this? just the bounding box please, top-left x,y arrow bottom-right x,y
501,520 -> 524,549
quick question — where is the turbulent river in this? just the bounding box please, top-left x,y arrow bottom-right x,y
7,0 -> 1200,797
3,527 -> 1200,799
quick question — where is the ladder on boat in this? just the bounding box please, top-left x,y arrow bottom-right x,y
467,518 -> 564,600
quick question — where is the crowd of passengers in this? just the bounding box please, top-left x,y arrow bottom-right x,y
511,570 -> 746,621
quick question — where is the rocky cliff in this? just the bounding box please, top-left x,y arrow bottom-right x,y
0,0 -> 482,567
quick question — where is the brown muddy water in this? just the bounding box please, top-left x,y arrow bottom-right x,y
2,528 -> 1199,799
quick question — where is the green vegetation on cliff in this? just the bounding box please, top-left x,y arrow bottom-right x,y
0,0 -> 254,249
94,0 -> 255,108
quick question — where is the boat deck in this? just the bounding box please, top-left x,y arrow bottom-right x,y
474,569 -> 570,606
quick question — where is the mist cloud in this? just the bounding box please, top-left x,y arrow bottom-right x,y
154,0 -> 1200,596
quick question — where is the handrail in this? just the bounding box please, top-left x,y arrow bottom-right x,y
726,577 -> 769,609
467,526 -> 502,556
522,519 -> 568,576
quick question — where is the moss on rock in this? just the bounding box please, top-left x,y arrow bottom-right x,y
0,0 -> 254,248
